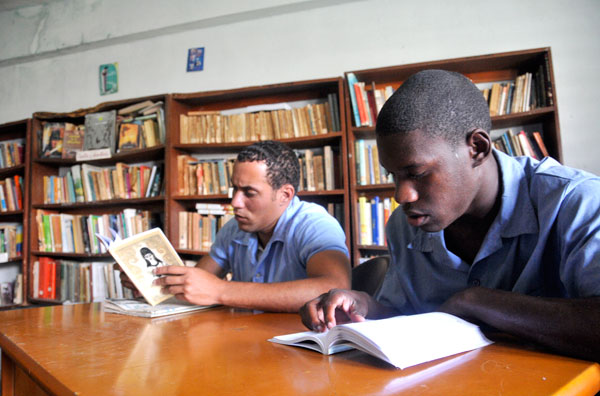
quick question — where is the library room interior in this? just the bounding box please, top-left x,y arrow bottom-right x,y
0,1 -> 599,395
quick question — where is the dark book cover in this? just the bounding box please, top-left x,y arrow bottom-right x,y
80,215 -> 91,254
83,110 -> 117,153
62,124 -> 85,159
41,122 -> 65,158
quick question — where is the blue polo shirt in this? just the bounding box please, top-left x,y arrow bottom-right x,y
377,150 -> 600,314
209,196 -> 348,283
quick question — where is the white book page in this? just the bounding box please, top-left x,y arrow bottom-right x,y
339,312 -> 492,369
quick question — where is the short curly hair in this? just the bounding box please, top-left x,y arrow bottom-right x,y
236,140 -> 300,193
376,69 -> 491,146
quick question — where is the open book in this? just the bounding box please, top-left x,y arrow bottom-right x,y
103,296 -> 214,318
269,312 -> 493,369
97,228 -> 204,309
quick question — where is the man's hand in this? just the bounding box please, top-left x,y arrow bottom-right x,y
115,263 -> 142,298
153,265 -> 226,306
300,289 -> 371,332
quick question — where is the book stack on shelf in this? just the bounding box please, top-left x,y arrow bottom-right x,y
481,58 -> 553,117
177,155 -> 235,196
116,100 -> 165,152
30,95 -> 167,304
41,162 -> 163,204
492,129 -> 549,159
0,175 -> 23,212
35,209 -> 159,255
168,78 -> 350,258
347,73 -> 395,128
31,258 -> 133,304
297,145 -> 338,192
179,95 -> 341,144
357,196 -> 399,247
344,48 -> 562,267
0,119 -> 30,308
0,224 -> 23,260
178,203 -> 234,252
0,140 -> 25,167
353,139 -> 393,186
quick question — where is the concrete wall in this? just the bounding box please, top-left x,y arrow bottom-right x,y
1,0 -> 599,172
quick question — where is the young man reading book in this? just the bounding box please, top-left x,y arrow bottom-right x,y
300,70 -> 600,362
122,140 -> 351,312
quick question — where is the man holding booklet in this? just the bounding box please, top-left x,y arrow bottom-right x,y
301,70 -> 600,362
121,140 -> 351,312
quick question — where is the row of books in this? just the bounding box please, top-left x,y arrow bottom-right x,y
0,175 -> 23,211
493,129 -> 549,160
0,223 -> 23,259
40,100 -> 165,159
357,196 -> 400,246
347,73 -> 395,127
31,258 -> 134,302
354,140 -> 393,186
43,162 -> 163,204
35,209 -> 159,254
0,274 -> 22,306
297,146 -> 336,191
325,202 -> 345,230
482,64 -> 553,117
177,155 -> 235,196
178,203 -> 235,251
0,140 -> 24,169
179,95 -> 341,144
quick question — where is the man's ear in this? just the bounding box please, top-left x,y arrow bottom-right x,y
278,183 -> 295,205
466,128 -> 492,167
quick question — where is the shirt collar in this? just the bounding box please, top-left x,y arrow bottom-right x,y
493,149 -> 539,238
408,149 -> 539,252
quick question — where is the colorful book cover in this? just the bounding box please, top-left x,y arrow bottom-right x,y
62,124 -> 85,159
346,73 -> 361,127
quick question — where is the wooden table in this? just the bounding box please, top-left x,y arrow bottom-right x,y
0,304 -> 599,396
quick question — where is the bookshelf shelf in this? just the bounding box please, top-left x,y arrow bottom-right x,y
176,248 -> 210,256
0,119 -> 30,308
357,245 -> 389,251
30,251 -> 111,259
33,196 -> 165,210
166,77 -> 350,255
28,95 -> 168,304
174,194 -> 230,201
344,48 -> 562,266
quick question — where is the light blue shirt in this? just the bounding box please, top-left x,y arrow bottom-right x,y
210,196 -> 348,283
377,150 -> 600,314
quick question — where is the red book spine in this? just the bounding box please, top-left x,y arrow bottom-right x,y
353,83 -> 368,126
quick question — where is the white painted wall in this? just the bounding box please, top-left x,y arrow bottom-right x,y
1,0 -> 599,172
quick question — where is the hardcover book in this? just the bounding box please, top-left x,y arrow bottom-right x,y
62,124 -> 85,159
83,110 -> 117,154
269,312 -> 493,369
117,122 -> 142,151
41,122 -> 68,158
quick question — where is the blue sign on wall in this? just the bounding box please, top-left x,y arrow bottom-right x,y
187,47 -> 205,72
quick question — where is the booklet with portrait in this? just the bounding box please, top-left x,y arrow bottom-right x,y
97,227 -> 214,316
268,312 -> 493,369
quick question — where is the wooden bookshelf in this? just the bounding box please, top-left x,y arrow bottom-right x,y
0,119 -> 30,309
166,78 -> 350,258
28,95 -> 168,304
344,48 -> 562,266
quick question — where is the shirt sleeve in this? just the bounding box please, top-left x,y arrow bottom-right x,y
555,178 -> 600,297
294,209 -> 349,265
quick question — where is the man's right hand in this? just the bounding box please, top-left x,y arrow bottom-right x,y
299,289 -> 371,332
